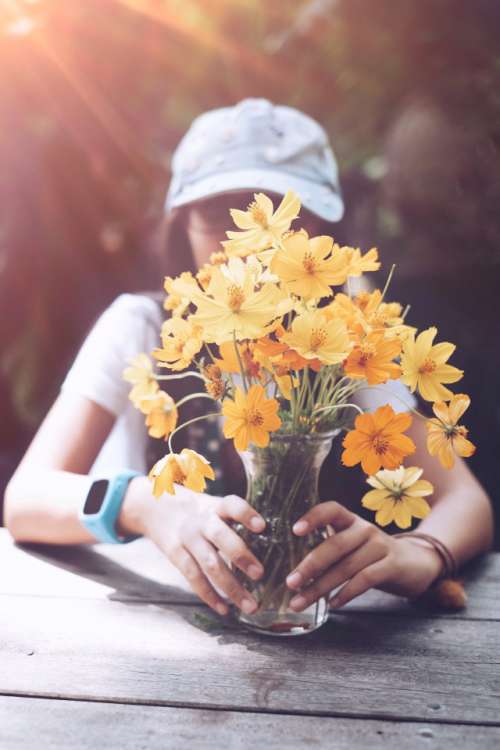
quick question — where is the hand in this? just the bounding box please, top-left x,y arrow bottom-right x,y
285,501 -> 444,611
133,479 -> 266,617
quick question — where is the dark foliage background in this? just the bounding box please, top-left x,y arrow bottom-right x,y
1,0 -> 499,539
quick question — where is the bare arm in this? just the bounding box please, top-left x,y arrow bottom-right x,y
3,392 -> 265,617
3,392 -> 144,544
405,416 -> 494,564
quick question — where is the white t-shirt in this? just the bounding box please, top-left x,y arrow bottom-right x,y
60,293 -> 417,478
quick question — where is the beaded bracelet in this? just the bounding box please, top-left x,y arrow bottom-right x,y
393,532 -> 458,581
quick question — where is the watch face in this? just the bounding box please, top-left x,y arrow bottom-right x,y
83,479 -> 109,515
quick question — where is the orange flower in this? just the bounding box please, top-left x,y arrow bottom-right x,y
214,341 -> 260,378
344,332 -> 402,385
426,394 -> 476,469
342,404 -> 416,475
222,384 -> 281,451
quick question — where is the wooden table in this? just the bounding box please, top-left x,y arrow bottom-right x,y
1,528 -> 499,749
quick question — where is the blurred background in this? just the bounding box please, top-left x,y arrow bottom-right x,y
1,0 -> 499,541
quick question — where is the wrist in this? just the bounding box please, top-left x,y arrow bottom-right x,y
116,475 -> 150,537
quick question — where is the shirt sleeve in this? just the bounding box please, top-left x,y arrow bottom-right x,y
353,379 -> 417,414
60,294 -> 162,418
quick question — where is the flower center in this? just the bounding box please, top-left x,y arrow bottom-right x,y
302,252 -> 317,274
246,408 -> 264,427
171,463 -> 186,484
372,433 -> 389,455
310,327 -> 327,351
227,284 -> 245,312
249,202 -> 269,228
418,357 -> 436,374
358,343 -> 377,365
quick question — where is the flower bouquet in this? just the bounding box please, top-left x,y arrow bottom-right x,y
124,191 -> 475,636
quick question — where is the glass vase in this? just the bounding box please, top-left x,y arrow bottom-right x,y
231,431 -> 337,637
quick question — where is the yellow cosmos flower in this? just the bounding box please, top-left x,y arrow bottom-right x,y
270,230 -> 349,299
344,246 -> 381,277
163,275 -> 190,317
138,390 -> 178,439
401,327 -> 463,401
190,257 -> 284,344
123,353 -> 159,408
222,191 -> 301,257
344,331 -> 402,385
426,394 -> 476,469
222,384 -> 281,451
153,317 -> 203,371
362,466 -> 433,528
148,449 -> 215,497
282,309 -> 351,366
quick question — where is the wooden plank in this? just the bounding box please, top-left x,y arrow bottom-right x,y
1,595 -> 499,725
1,531 -> 498,620
1,696 -> 499,750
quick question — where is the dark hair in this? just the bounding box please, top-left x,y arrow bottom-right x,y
150,192 -> 339,280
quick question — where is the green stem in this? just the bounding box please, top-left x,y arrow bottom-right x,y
312,402 -> 364,418
232,332 -> 248,392
175,392 -> 215,409
378,263 -> 396,306
354,384 -> 426,420
156,371 -> 207,383
168,411 -> 221,453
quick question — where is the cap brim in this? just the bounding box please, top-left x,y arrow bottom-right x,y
166,168 -> 344,222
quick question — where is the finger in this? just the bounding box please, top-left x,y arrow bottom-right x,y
286,522 -> 373,590
168,544 -> 229,616
329,558 -> 390,609
292,501 -> 355,536
218,494 -> 266,533
187,536 -> 259,615
204,515 -> 264,581
289,541 -> 387,611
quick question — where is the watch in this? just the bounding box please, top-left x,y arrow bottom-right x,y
79,470 -> 141,544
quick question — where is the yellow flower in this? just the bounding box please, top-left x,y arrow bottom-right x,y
362,466 -> 433,528
344,246 -> 381,277
344,331 -> 402,385
209,250 -> 228,266
222,384 -> 281,451
138,390 -> 178,439
342,404 -> 416,475
123,353 -> 159,408
282,309 -> 351,366
270,230 -> 349,299
190,257 -> 284,344
222,191 -> 301,257
148,449 -> 215,497
400,327 -> 463,401
163,275 -> 190,317
426,394 -> 476,469
213,340 -> 258,377
274,371 -> 296,400
153,317 -> 203,371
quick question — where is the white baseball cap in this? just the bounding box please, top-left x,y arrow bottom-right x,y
165,98 -> 344,222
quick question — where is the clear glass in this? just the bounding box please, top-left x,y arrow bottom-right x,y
231,431 -> 337,637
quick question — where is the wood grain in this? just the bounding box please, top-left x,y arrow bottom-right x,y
1,696 -> 500,750
1,532 -> 498,620
1,594 -> 499,725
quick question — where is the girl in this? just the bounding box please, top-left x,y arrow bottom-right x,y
4,99 -> 493,618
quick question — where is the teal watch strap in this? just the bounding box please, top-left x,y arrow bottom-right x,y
79,470 -> 141,544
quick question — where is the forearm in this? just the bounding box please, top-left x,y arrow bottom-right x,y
415,482 -> 494,568
4,470 -> 148,545
403,418 -> 495,568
